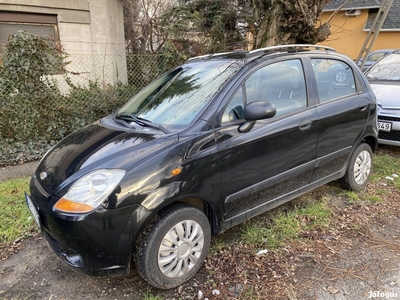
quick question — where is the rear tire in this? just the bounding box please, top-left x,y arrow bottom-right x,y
342,143 -> 373,191
134,204 -> 211,289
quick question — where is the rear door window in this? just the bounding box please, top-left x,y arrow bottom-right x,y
312,59 -> 356,102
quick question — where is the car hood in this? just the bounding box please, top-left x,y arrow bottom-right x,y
370,83 -> 400,112
35,121 -> 178,195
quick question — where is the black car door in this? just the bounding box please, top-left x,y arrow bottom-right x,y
215,58 -> 319,224
311,58 -> 371,180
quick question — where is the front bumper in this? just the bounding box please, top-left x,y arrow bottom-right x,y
26,177 -> 154,276
378,115 -> 400,146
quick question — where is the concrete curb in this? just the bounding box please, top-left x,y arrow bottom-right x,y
0,161 -> 38,182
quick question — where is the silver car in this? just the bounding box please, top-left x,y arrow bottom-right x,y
365,50 -> 400,146
359,49 -> 394,72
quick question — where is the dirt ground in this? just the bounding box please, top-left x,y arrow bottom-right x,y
1,149 -> 400,300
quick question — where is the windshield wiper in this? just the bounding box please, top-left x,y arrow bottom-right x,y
114,113 -> 169,134
111,111 -> 135,130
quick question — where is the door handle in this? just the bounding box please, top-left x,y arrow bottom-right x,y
299,119 -> 312,131
359,103 -> 368,111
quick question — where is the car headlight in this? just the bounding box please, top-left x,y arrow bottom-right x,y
53,169 -> 126,214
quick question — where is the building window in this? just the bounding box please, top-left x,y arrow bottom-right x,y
0,11 -> 59,53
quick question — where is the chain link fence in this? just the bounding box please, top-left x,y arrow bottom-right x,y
0,53 -> 184,166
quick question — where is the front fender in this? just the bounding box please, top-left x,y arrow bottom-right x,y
141,181 -> 183,211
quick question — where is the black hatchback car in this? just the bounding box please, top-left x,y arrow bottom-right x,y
26,45 -> 378,289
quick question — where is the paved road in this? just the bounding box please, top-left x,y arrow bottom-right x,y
0,161 -> 38,182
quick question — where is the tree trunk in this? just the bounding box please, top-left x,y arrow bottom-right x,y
253,0 -> 331,48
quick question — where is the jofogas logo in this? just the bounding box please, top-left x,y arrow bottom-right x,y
369,291 -> 399,299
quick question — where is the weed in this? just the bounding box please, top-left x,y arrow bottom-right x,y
209,236 -> 227,255
241,286 -> 260,299
364,194 -> 383,203
142,289 -> 163,300
340,190 -> 360,202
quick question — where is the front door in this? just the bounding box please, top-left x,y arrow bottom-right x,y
216,58 -> 319,221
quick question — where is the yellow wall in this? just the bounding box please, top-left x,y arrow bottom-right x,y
319,10 -> 400,60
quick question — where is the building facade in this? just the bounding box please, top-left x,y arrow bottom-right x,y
0,0 -> 127,86
320,0 -> 400,60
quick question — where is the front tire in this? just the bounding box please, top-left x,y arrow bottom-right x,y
342,143 -> 373,191
134,204 -> 211,289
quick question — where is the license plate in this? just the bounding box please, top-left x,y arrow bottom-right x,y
25,193 -> 41,228
377,121 -> 392,132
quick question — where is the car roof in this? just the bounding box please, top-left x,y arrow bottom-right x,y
187,44 -> 337,63
370,49 -> 395,53
370,49 -> 400,60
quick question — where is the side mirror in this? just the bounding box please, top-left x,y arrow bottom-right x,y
238,101 -> 276,133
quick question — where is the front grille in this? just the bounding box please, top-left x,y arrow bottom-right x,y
379,130 -> 400,142
378,116 -> 400,122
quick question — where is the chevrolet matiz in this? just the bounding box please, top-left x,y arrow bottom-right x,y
26,45 -> 378,289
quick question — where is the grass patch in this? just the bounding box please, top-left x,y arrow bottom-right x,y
239,200 -> 332,249
0,177 -> 35,243
372,150 -> 400,189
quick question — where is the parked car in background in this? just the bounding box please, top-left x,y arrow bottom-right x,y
365,50 -> 400,146
310,58 -> 352,84
26,45 -> 378,290
327,62 -> 353,83
358,49 -> 394,72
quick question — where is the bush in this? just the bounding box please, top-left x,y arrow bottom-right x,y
0,31 -> 182,167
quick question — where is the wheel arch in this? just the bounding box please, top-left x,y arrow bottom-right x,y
163,198 -> 220,236
362,135 -> 378,153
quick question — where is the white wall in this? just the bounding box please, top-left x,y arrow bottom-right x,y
0,0 -> 127,88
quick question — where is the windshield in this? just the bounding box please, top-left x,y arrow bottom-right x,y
366,53 -> 400,80
118,59 -> 242,129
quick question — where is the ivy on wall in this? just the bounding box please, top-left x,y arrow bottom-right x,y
0,31 -> 183,166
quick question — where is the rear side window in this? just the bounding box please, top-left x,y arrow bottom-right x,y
367,51 -> 387,62
222,59 -> 307,122
312,59 -> 356,102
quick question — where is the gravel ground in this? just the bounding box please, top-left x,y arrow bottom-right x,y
1,149 -> 400,299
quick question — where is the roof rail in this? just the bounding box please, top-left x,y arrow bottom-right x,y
249,44 -> 336,55
187,52 -> 232,61
186,44 -> 336,63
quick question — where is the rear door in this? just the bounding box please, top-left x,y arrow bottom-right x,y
215,58 -> 319,222
311,58 -> 371,180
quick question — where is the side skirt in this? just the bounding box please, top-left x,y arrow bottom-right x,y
221,170 -> 344,232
